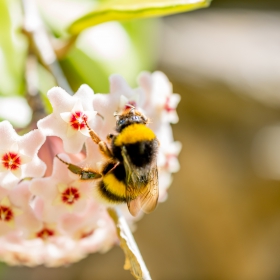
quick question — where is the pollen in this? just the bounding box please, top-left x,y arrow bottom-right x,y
2,152 -> 21,170
0,206 -> 13,222
69,111 -> 87,130
61,187 -> 80,205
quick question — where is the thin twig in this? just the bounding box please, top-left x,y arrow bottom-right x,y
21,0 -> 73,95
25,54 -> 46,124
52,35 -> 78,59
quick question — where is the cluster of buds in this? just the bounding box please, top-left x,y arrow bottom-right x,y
0,71 -> 181,266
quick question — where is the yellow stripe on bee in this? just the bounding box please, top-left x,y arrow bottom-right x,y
103,174 -> 126,198
114,124 -> 156,146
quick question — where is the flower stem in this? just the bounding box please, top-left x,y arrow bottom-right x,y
108,208 -> 152,280
21,0 -> 73,95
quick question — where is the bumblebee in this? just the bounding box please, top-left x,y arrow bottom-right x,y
57,106 -> 159,216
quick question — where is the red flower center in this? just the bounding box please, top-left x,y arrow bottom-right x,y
69,111 -> 88,130
80,229 -> 94,239
61,187 -> 80,205
164,154 -> 176,169
36,228 -> 55,240
2,152 -> 21,170
0,206 -> 13,222
124,101 -> 137,110
164,97 -> 175,113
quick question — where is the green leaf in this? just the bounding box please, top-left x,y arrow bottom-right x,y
68,0 -> 211,34
60,19 -> 160,93
0,0 -> 27,96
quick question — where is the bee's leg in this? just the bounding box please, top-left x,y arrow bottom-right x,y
83,117 -> 113,159
83,117 -> 101,144
56,155 -> 102,180
106,134 -> 115,144
98,141 -> 113,158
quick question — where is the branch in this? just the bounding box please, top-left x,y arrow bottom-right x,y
108,208 -> 152,280
21,0 -> 73,95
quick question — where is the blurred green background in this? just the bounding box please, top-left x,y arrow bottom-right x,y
2,0 -> 280,279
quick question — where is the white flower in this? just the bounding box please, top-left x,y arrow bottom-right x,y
0,121 -> 46,189
0,72 -> 181,267
38,85 -> 98,153
29,154 -> 93,222
92,74 -> 145,137
138,71 -> 181,125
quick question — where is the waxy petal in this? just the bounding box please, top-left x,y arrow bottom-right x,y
9,143 -> 19,154
0,197 -> 11,207
0,165 -> 7,173
10,168 -> 22,179
0,122 -> 46,189
60,112 -> 72,123
71,100 -> 84,113
38,85 -> 98,154
18,154 -> 32,165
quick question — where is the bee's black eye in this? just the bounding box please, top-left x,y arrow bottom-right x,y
118,119 -> 125,125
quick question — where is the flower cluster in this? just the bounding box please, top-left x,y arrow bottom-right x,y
0,72 -> 181,266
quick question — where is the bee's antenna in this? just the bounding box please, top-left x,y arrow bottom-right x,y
113,112 -> 120,117
97,112 -> 104,120
56,154 -> 70,166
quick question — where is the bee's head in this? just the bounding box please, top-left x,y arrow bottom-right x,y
114,105 -> 148,132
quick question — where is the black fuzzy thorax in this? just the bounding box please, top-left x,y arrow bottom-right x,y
111,139 -> 158,168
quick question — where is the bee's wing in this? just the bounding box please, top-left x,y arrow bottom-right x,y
127,196 -> 142,217
121,146 -> 141,188
127,164 -> 159,216
139,164 -> 159,214
122,146 -> 159,216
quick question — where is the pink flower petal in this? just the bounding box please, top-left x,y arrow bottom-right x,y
71,100 -> 84,113
19,154 -> 32,165
18,129 -> 46,158
110,74 -> 131,95
38,85 -> 98,154
0,121 -> 18,151
10,168 -> 22,179
60,112 -> 72,123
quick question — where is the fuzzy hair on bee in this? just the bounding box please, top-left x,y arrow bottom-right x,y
57,106 -> 159,216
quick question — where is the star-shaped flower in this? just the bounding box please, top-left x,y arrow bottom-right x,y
29,154 -> 93,223
0,121 -> 46,189
138,71 -> 181,124
38,85 -> 98,153
92,74 -> 145,137
156,123 -> 181,173
0,181 -> 41,238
